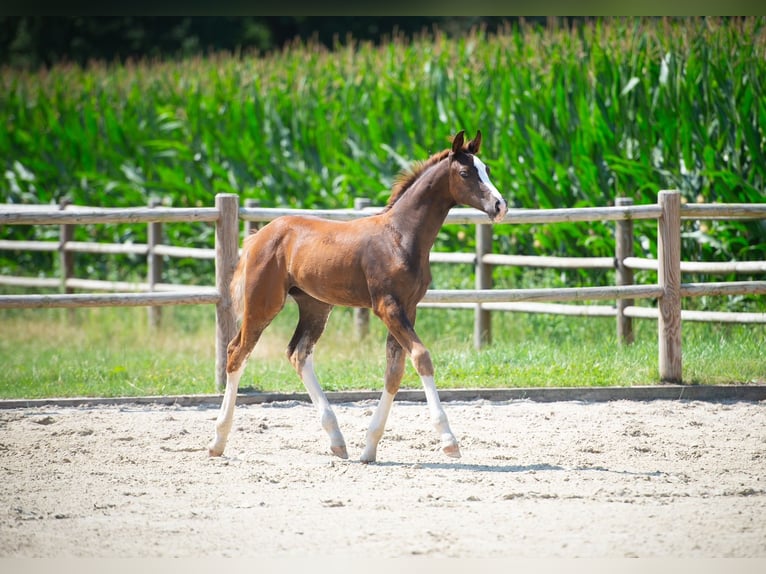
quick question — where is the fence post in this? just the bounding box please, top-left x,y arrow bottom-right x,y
58,198 -> 75,321
58,198 -> 73,294
474,223 -> 493,349
354,197 -> 372,340
147,198 -> 163,329
615,197 -> 634,345
244,198 -> 260,237
215,193 -> 240,392
657,190 -> 682,383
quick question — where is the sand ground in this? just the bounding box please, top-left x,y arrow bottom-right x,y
1,397 -> 764,558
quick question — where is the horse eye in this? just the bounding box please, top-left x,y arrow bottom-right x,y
459,170 -> 469,178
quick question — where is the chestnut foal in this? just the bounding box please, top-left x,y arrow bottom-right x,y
208,130 -> 507,462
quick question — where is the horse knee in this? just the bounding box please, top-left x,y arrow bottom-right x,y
227,348 -> 246,374
287,343 -> 308,373
227,339 -> 255,373
227,325 -> 265,373
410,345 -> 434,377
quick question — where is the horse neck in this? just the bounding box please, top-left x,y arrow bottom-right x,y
381,158 -> 455,253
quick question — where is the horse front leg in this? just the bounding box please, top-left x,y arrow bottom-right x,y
410,342 -> 461,458
374,298 -> 461,459
361,333 -> 405,463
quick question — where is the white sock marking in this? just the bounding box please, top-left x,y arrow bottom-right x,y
209,363 -> 245,455
361,390 -> 395,462
420,375 -> 458,449
301,355 -> 345,450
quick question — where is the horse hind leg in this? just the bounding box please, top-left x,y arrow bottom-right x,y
208,329 -> 250,457
208,275 -> 287,457
287,293 -> 347,459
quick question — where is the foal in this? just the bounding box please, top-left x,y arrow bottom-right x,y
208,130 -> 507,462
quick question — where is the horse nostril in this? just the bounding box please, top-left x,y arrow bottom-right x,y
491,199 -> 507,222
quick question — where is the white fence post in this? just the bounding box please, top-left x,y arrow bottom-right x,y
215,193 -> 240,392
657,190 -> 682,383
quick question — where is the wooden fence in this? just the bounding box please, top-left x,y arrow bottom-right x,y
1,191 -> 765,389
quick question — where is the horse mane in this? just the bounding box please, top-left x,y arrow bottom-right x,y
383,148 -> 452,211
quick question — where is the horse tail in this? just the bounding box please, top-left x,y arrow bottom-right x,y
230,232 -> 257,322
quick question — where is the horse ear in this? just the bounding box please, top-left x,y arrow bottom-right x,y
451,130 -> 465,154
467,130 -> 482,154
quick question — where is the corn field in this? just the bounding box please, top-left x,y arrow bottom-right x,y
2,17 -> 765,297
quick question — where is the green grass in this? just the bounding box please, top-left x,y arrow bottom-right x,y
0,301 -> 763,400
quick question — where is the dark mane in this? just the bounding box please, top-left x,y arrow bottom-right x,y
383,148 -> 451,211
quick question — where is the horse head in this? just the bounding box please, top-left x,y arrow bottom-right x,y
448,130 -> 508,223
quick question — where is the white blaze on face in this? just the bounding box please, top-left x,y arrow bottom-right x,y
473,156 -> 507,221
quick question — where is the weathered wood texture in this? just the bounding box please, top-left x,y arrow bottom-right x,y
214,194 -> 240,391
615,197 -> 635,344
658,191 -> 683,383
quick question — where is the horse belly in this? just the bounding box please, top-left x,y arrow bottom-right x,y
284,221 -> 372,308
293,261 -> 371,308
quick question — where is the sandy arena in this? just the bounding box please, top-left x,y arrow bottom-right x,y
1,397 -> 764,558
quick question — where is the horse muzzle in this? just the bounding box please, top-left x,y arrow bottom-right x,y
490,198 -> 508,223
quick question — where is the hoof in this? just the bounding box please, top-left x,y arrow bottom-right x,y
331,444 -> 349,460
442,442 -> 461,459
207,442 -> 224,457
359,449 -> 376,464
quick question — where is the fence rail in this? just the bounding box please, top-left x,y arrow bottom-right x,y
1,192 -> 765,388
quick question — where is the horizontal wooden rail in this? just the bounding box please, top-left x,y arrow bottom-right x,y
624,306 -> 766,323
239,204 -> 664,225
421,284 -> 664,304
496,204 -> 663,225
625,256 -> 766,274
0,276 -> 60,288
64,279 -> 214,293
429,252 -> 476,264
0,207 -> 219,225
4,201 -> 763,227
0,239 -> 215,259
681,203 -> 766,219
482,253 -> 615,269
680,280 -> 766,297
420,300 -> 766,323
0,289 -> 220,310
0,239 -> 59,252
419,301 -> 618,317
153,245 -> 216,259
64,240 -> 149,255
